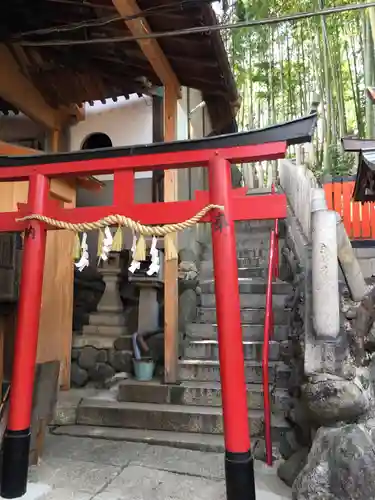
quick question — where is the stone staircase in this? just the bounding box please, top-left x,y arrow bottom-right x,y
56,219 -> 293,453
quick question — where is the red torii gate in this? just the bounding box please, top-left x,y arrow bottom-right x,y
0,141 -> 287,500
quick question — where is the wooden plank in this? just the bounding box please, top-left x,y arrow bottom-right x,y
332,179 -> 343,217
323,182 -> 334,210
352,199 -> 362,239
0,45 -> 70,130
0,138 -> 75,389
40,130 -> 74,390
361,199 -> 372,239
111,0 -> 181,97
50,178 -> 76,203
342,181 -> 353,238
370,203 -> 375,239
0,140 -> 99,194
163,85 -> 179,384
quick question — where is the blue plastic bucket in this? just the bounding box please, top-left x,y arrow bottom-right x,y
133,358 -> 155,381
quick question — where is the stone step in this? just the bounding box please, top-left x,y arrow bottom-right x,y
200,293 -> 288,309
199,260 -> 268,278
178,360 -> 290,387
202,248 -> 272,263
200,266 -> 266,280
74,334 -> 134,351
117,380 -> 291,412
201,256 -> 270,269
82,324 -> 127,337
184,339 -> 284,361
51,425 -> 225,453
77,398 -> 289,439
199,279 -> 292,296
73,334 -> 116,350
89,314 -> 126,327
196,307 -> 290,325
186,322 -> 289,341
235,219 -> 275,232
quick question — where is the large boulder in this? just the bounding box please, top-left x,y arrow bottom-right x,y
302,371 -> 372,425
293,422 -> 375,499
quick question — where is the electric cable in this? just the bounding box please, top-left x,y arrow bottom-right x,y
16,1 -> 375,47
13,0 -> 215,38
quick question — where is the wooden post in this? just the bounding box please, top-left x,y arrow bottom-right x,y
45,128 -> 74,391
51,129 -> 59,153
163,85 -> 179,384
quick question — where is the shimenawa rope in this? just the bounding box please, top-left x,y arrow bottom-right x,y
16,204 -> 224,261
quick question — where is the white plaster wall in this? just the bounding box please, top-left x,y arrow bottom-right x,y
69,95 -> 153,180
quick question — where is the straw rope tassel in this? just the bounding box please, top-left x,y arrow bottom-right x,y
134,234 -> 146,261
164,232 -> 178,261
112,226 -> 123,252
73,232 -> 81,260
97,229 -> 104,257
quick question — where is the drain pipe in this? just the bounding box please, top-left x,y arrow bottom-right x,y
311,188 -> 340,339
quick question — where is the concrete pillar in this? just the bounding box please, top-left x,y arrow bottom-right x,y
97,266 -> 123,313
311,188 -> 340,339
296,145 -> 302,166
138,285 -> 160,333
336,214 -> 367,302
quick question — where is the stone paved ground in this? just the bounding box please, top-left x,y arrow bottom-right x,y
9,434 -> 292,500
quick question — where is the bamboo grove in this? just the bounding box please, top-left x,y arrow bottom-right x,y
218,0 -> 375,176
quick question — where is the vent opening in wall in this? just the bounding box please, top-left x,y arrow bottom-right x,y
81,132 -> 112,150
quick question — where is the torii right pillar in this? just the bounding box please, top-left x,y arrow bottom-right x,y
208,153 -> 256,500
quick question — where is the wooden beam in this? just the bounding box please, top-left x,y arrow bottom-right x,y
0,45 -> 71,130
163,85 -> 179,384
0,140 -> 100,195
111,0 -> 181,97
46,129 -> 74,391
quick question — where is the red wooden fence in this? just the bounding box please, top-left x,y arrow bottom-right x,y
324,176 -> 375,240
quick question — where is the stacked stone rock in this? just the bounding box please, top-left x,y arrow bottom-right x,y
71,340 -> 133,388
71,248 -> 200,388
274,243 -> 313,486
178,248 -> 200,355
287,277 -> 375,499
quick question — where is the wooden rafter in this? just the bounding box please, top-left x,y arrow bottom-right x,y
111,0 -> 181,97
0,45 -> 77,130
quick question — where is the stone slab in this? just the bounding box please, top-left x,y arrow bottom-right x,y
23,434 -> 292,500
201,293 -> 288,308
51,425 -> 225,453
82,325 -> 127,337
73,335 -> 115,349
117,380 -> 291,412
200,265 -> 266,279
93,466 -> 225,500
52,388 -> 99,426
200,278 -> 292,295
184,339 -> 283,361
138,287 -> 159,333
89,314 -> 126,327
196,307 -> 290,325
186,322 -> 289,341
76,398 -> 289,439
28,456 -> 120,495
42,433 -> 147,467
178,360 -> 290,387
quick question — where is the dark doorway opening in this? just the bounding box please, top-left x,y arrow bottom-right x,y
81,132 -> 112,150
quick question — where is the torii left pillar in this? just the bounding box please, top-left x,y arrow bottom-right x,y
1,174 -> 48,499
